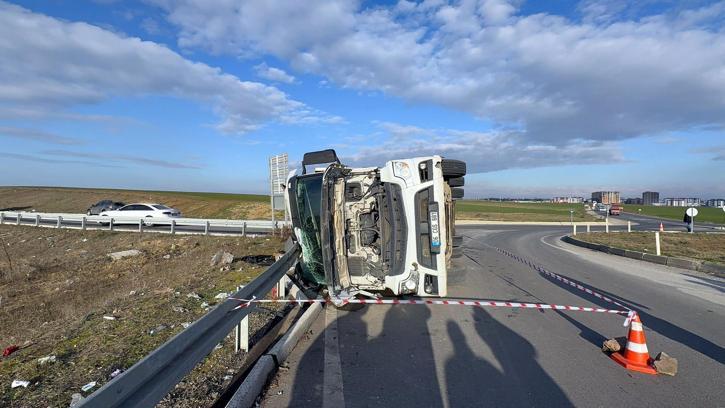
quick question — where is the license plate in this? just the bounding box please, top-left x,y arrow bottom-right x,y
430,210 -> 440,248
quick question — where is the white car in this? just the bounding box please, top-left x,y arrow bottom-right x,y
98,203 -> 181,225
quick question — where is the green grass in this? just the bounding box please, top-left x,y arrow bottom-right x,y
624,205 -> 725,225
456,200 -> 600,222
10,186 -> 269,202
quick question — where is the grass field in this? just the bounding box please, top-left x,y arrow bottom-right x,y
624,204 -> 725,225
577,232 -> 725,265
456,200 -> 601,222
0,186 -> 276,220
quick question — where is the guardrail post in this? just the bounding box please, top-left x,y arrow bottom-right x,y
171,219 -> 176,235
109,218 -> 114,231
56,215 -> 62,228
586,223 -> 590,233
0,212 -> 4,224
81,216 -> 86,230
242,221 -> 247,237
627,221 -> 631,233
204,220 -> 210,236
655,231 -> 661,256
605,221 -> 609,233
572,224 -> 577,236
139,219 -> 144,233
16,213 -> 21,225
276,275 -> 287,299
234,285 -> 249,353
35,214 -> 40,227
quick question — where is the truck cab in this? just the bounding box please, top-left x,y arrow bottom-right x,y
285,149 -> 465,298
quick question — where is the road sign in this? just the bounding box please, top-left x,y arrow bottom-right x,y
686,207 -> 698,217
269,153 -> 289,225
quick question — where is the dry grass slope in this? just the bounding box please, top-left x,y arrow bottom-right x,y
0,225 -> 284,407
577,232 -> 725,264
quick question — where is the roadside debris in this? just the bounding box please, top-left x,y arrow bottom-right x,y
81,381 -> 97,392
149,324 -> 168,335
214,292 -> 230,300
654,352 -> 678,376
69,393 -> 84,407
210,250 -> 234,267
163,254 -> 171,259
110,369 -> 122,378
108,249 -> 142,261
200,302 -> 210,309
103,315 -> 116,321
11,379 -> 30,388
240,254 -> 275,266
601,337 -> 626,352
37,355 -> 57,365
3,345 -> 20,357
181,322 -> 191,328
172,306 -> 188,313
187,292 -> 201,300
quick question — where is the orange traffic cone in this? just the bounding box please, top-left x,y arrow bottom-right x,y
659,222 -> 664,232
610,314 -> 657,374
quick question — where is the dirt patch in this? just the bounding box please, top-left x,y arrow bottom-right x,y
0,225 -> 284,407
577,232 -> 725,265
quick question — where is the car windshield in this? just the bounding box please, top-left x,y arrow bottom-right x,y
152,205 -> 170,210
295,174 -> 325,284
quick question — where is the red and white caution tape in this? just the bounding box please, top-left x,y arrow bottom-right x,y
491,246 -> 633,312
229,296 -> 629,315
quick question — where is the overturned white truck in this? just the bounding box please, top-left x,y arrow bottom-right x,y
285,149 -> 465,298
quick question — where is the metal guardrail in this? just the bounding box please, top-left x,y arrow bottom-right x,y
0,211 -> 290,235
78,244 -> 301,408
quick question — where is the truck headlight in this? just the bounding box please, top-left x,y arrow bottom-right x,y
400,270 -> 419,294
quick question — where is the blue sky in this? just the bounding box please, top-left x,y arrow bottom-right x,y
1,0 -> 724,199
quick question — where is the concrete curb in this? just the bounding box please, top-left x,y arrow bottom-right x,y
563,235 -> 725,279
226,298 -> 324,408
457,220 -> 631,226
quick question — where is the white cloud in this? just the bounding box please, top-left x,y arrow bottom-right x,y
339,122 -> 625,174
0,2 -> 337,134
149,0 -> 725,146
0,126 -> 83,145
254,63 -> 296,84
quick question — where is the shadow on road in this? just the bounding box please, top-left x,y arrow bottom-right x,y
540,270 -> 725,364
445,308 -> 574,407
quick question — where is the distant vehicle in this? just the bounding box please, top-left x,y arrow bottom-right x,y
609,204 -> 622,215
99,203 -> 181,225
595,203 -> 607,212
87,200 -> 125,215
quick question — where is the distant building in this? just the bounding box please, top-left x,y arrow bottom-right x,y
591,191 -> 620,205
624,197 -> 642,205
553,196 -> 584,204
664,198 -> 702,207
706,199 -> 725,207
642,191 -> 659,206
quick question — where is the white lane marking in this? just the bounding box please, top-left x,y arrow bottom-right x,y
323,306 -> 345,408
539,233 -> 583,256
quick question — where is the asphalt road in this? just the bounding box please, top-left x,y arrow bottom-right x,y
260,225 -> 724,407
616,211 -> 724,232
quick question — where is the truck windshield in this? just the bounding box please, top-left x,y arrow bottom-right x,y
295,174 -> 326,284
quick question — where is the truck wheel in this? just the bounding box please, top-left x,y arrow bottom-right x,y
442,159 -> 466,178
452,235 -> 463,247
451,188 -> 464,199
447,177 -> 464,187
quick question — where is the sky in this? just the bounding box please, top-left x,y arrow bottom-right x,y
0,0 -> 724,199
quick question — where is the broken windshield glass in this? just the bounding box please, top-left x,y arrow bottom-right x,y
295,174 -> 325,284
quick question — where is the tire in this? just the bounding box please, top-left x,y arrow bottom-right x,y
452,235 -> 463,247
451,188 -> 464,199
442,159 -> 466,178
447,177 -> 464,187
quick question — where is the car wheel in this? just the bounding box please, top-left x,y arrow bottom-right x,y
144,216 -> 154,227
441,159 -> 466,179
451,188 -> 464,199
447,176 -> 464,187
